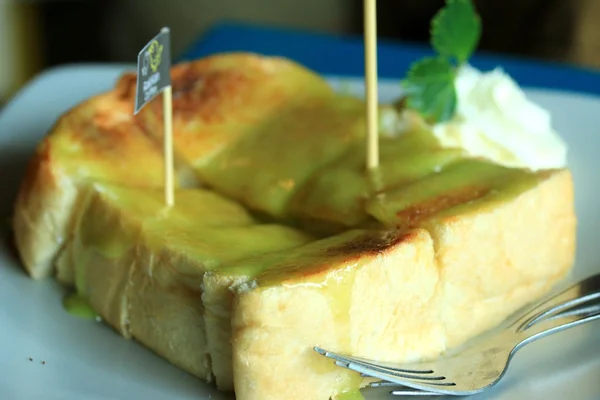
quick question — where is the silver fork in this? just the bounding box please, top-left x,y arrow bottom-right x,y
315,273 -> 600,396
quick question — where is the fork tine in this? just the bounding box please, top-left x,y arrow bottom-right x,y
513,273 -> 600,331
334,359 -> 449,383
368,381 -> 421,388
313,346 -> 434,375
549,302 -> 600,320
320,350 -> 445,382
340,361 -> 461,395
367,381 -> 445,396
314,346 -> 433,373
331,358 -> 455,388
353,368 -> 455,388
522,295 -> 600,330
389,388 -> 446,397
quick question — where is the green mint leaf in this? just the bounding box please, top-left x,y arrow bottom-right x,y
401,57 -> 457,123
431,0 -> 481,64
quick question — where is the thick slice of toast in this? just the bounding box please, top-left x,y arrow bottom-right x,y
11,90 -> 196,279
205,166 -> 574,399
202,228 -> 436,393
228,229 -> 436,400
65,182 -> 313,380
56,181 -> 256,286
128,52 -> 336,171
11,53 -> 576,400
13,52 -> 332,280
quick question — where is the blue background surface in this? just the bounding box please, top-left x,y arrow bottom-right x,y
180,22 -> 600,97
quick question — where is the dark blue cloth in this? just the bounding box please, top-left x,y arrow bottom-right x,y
179,21 -> 600,96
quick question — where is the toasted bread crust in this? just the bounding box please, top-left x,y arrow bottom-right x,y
13,138 -> 78,278
12,94 -> 163,279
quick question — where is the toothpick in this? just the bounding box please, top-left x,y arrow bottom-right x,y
364,0 -> 379,170
134,27 -> 174,207
162,85 -> 174,207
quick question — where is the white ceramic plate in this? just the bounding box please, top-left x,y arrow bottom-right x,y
0,65 -> 599,400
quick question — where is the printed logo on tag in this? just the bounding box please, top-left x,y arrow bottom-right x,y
134,27 -> 171,114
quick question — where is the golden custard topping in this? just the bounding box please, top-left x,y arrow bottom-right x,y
66,182 -> 313,291
289,129 -> 464,231
125,52 -> 336,169
211,229 -> 412,287
199,94 -> 366,218
366,158 -> 554,229
54,181 -> 255,284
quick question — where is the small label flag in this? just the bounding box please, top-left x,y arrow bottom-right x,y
134,27 -> 172,114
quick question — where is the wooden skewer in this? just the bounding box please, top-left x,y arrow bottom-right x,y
162,85 -> 175,207
364,0 -> 379,170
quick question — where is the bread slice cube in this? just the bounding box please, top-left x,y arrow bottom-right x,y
11,91 -> 196,279
202,228 -> 439,393
204,166 -> 574,399
227,228 -> 438,400
65,182 -> 312,380
13,52 -> 332,280
129,52 -> 335,171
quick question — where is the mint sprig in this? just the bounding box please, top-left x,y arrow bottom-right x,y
402,57 -> 457,123
401,0 -> 481,123
432,0 -> 481,64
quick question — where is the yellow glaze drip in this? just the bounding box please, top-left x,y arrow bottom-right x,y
315,265 -> 364,397
63,293 -> 98,320
336,389 -> 365,400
